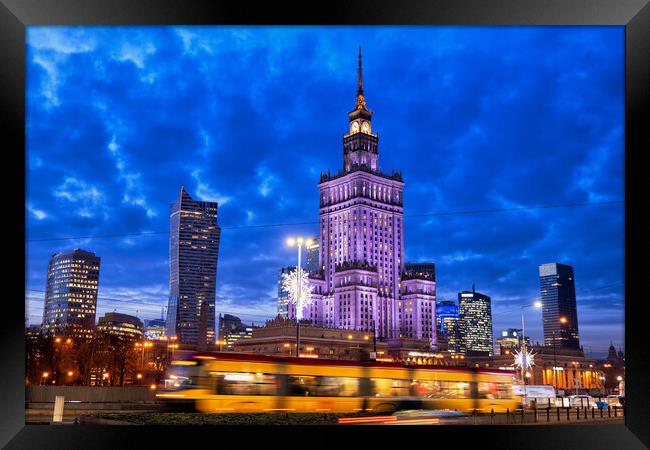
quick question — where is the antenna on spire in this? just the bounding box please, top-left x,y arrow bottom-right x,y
472,282 -> 476,293
354,46 -> 368,111
358,45 -> 363,95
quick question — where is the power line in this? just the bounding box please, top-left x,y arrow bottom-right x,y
25,200 -> 623,243
24,288 -> 275,321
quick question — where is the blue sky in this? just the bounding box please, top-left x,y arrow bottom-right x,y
25,26 -> 624,357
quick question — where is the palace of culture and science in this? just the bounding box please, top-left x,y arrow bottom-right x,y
288,49 -> 437,347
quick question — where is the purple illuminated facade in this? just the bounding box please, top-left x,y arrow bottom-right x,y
289,49 -> 436,347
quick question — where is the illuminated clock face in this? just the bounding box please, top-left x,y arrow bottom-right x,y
361,122 -> 370,133
351,122 -> 360,133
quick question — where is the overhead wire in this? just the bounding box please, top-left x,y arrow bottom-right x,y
25,200 -> 623,243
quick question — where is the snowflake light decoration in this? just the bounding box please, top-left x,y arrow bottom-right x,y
281,268 -> 314,320
513,348 -> 536,371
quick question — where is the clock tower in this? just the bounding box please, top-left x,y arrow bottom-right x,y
344,47 -> 379,172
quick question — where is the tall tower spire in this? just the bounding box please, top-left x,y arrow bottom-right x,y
358,46 -> 363,96
345,47 -> 376,172
355,46 -> 367,111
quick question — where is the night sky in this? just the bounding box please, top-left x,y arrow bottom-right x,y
25,26 -> 624,357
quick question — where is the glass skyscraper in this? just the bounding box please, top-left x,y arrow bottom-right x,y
41,248 -> 100,340
305,237 -> 320,274
166,187 -> 221,350
435,299 -> 459,335
539,263 -> 580,349
442,316 -> 466,354
277,266 -> 295,319
458,289 -> 493,356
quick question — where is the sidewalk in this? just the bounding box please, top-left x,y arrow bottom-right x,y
452,408 -> 625,425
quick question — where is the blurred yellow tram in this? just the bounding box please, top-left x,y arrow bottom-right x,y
157,352 -> 519,413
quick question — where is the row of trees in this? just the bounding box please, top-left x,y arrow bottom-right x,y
25,332 -> 171,386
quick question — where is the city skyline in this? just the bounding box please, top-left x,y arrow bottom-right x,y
25,26 -> 624,356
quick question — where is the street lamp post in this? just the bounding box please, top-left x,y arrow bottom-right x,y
551,330 -> 558,391
552,317 -> 566,392
520,301 -> 542,409
286,237 -> 313,357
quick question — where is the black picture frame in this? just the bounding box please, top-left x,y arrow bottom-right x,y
2,0 -> 648,448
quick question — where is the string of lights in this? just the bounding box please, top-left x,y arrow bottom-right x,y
25,200 -> 623,243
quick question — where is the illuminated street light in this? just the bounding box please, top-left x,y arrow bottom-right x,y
55,337 -> 61,343
285,236 -> 315,357
560,317 -> 568,324
519,301 -> 542,407
137,374 -> 143,379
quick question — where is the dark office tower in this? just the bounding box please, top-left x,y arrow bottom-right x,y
306,237 -> 320,274
41,248 -> 100,340
166,187 -> 221,350
403,262 -> 436,281
458,288 -> 493,356
277,266 -> 296,319
539,263 -> 580,349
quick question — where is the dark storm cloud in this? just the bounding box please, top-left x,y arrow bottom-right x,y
25,26 -> 624,351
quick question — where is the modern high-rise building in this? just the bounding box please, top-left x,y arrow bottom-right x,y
496,328 -> 531,355
458,288 -> 493,356
277,266 -> 296,319
306,237 -> 320,274
539,263 -> 580,349
289,49 -> 435,348
166,187 -> 221,350
96,312 -> 144,342
41,248 -> 100,340
217,313 -> 253,350
442,316 -> 466,354
144,318 -> 166,341
435,300 -> 459,335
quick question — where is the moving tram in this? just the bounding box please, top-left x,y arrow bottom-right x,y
157,352 -> 520,413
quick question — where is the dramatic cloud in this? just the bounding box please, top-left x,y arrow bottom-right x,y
25,26 -> 624,356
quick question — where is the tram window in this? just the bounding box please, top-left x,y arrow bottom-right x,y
164,365 -> 201,390
287,376 -> 359,397
478,382 -> 511,399
212,372 -> 278,396
371,378 -> 411,397
409,380 -> 471,399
